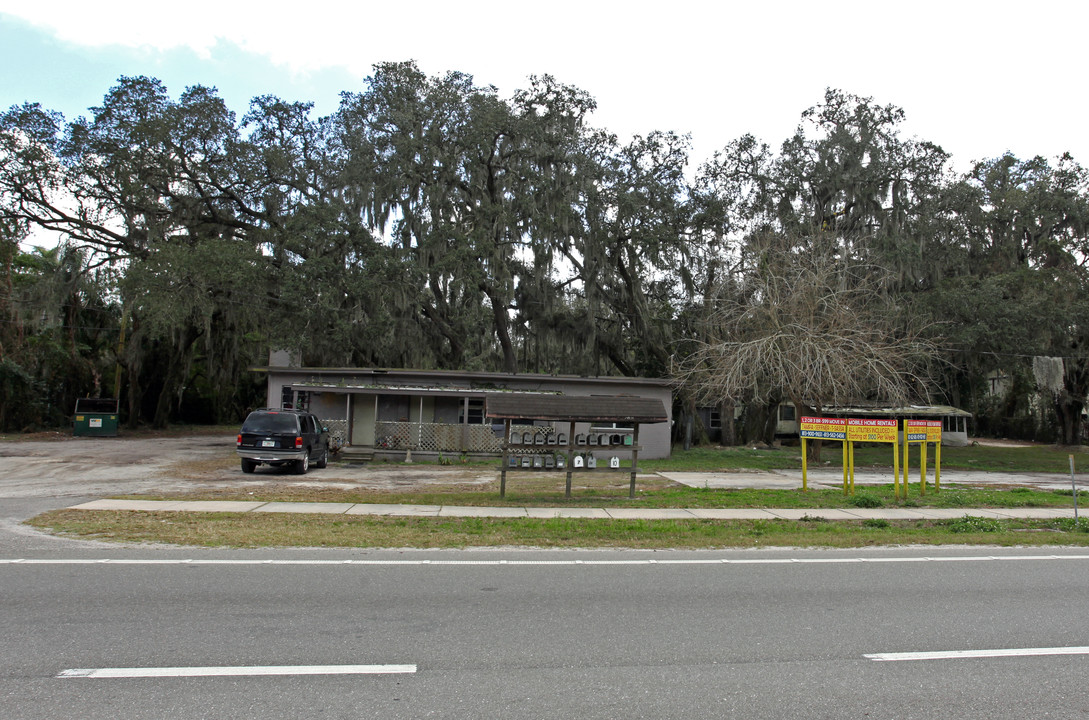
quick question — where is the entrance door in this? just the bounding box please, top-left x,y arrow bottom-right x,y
351,396 -> 376,447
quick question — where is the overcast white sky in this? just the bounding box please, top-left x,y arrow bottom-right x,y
1,1 -> 1085,172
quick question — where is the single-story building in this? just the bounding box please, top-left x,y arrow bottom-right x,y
260,360 -> 674,459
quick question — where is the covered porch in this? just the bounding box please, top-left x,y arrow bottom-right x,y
287,383 -> 542,460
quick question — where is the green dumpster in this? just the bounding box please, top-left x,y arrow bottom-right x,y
73,398 -> 120,437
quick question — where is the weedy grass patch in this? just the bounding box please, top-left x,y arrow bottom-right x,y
25,510 -> 1089,550
639,442 -> 1089,474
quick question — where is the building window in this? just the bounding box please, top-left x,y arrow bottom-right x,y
779,405 -> 796,422
280,386 -> 294,409
709,411 -> 721,429
461,398 -> 485,425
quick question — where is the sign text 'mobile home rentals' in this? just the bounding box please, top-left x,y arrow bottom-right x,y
799,416 -> 941,498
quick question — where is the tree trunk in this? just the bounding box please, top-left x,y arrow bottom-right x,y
485,286 -> 518,374
762,400 -> 778,445
1055,397 -> 1084,446
151,326 -> 200,429
720,401 -> 736,446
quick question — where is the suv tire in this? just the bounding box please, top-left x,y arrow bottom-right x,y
241,459 -> 257,474
294,452 -> 309,475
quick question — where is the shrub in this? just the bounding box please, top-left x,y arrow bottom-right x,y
948,515 -> 1003,533
849,494 -> 883,508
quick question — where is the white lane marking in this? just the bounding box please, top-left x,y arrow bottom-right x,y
5,555 -> 1089,566
58,664 -> 417,678
866,647 -> 1089,662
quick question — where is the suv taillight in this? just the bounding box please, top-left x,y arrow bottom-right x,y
295,436 -> 303,449
236,434 -> 242,447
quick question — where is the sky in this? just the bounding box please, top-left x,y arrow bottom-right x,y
1,1 -> 1086,175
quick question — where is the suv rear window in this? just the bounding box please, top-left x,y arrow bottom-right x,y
241,412 -> 299,434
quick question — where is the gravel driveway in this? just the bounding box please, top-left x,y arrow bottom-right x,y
0,433 -> 493,500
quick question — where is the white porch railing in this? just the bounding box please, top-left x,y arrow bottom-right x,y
373,421 -> 548,453
320,419 -> 349,452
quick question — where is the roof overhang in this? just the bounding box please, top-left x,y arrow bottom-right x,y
486,394 -> 669,424
291,383 -> 561,399
264,366 -> 671,387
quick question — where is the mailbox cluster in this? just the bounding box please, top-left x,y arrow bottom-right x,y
507,453 -> 566,469
576,432 -> 634,447
508,431 -> 568,446
505,428 -> 633,471
507,431 -> 634,447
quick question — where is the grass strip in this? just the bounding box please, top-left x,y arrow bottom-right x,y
638,443 -> 1089,473
26,510 -> 1089,550
120,483 -> 1088,510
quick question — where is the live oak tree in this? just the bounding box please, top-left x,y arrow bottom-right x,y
0,78 -> 271,427
922,153 -> 1089,443
4,70 -> 1089,446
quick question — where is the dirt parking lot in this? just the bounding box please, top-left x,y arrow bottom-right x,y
0,432 -> 494,500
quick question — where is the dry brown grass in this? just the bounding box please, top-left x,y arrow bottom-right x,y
25,509 -> 1089,550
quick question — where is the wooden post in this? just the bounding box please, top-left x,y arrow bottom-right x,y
842,440 -> 849,495
629,424 -> 641,498
565,420 -> 575,498
500,418 -> 511,498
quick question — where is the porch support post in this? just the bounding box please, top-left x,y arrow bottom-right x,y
417,396 -> 423,451
346,394 -> 352,450
461,397 -> 469,452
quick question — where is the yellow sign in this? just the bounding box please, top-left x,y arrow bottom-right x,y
799,416 -> 847,440
905,419 -> 941,443
847,418 -> 898,443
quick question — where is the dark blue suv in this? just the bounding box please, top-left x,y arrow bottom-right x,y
236,409 -> 329,474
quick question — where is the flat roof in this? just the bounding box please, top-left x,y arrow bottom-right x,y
486,394 -> 669,424
820,404 -> 972,418
263,366 -> 671,387
290,383 -> 559,399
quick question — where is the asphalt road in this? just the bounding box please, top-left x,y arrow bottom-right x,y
3,545 -> 1089,719
4,436 -> 1089,718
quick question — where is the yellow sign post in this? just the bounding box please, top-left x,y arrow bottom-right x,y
903,420 -> 942,499
927,420 -> 942,492
801,416 -> 936,500
847,418 -> 899,497
799,417 -> 847,493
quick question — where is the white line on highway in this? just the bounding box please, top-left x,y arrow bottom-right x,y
58,664 -> 417,678
5,555 -> 1089,566
866,647 -> 1089,662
